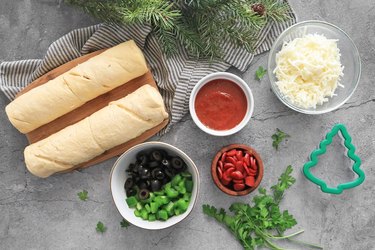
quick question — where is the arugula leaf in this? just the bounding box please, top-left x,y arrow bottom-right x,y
272,128 -> 290,150
255,66 -> 267,81
96,221 -> 106,233
120,219 -> 130,229
202,166 -> 321,250
77,190 -> 88,201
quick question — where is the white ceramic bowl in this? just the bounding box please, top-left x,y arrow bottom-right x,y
189,72 -> 254,136
110,142 -> 200,230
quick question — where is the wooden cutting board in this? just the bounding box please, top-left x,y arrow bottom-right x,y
16,48 -> 169,171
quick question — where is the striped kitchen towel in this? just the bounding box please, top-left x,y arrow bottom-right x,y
0,3 -> 296,134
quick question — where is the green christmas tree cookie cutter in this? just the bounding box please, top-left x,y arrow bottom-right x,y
302,123 -> 365,194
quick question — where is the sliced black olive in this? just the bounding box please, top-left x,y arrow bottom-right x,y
161,177 -> 169,185
137,180 -> 150,190
164,168 -> 175,178
156,172 -> 165,180
139,168 -> 150,179
133,176 -> 141,183
171,157 -> 184,170
124,178 -> 134,190
181,164 -> 187,172
152,168 -> 165,180
136,153 -> 148,165
148,161 -> 160,169
150,150 -> 163,162
133,164 -> 140,174
151,168 -> 161,178
138,188 -> 150,200
126,188 -> 137,197
161,159 -> 170,168
137,165 -> 145,175
150,179 -> 162,192
127,163 -> 136,172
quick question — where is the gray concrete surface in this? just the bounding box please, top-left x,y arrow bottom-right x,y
1,0 -> 374,249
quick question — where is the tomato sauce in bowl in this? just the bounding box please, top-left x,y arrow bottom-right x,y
194,79 -> 247,131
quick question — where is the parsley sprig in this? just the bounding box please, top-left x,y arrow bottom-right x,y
255,66 -> 267,81
96,221 -> 106,233
272,128 -> 290,150
77,190 -> 88,201
203,166 -> 322,250
120,219 -> 130,229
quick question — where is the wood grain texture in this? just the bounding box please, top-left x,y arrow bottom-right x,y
17,48 -> 169,171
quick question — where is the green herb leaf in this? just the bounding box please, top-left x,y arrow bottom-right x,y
96,221 -> 106,233
202,166 -> 321,250
77,190 -> 88,201
271,165 -> 296,204
272,128 -> 290,150
255,66 -> 267,81
120,219 -> 130,229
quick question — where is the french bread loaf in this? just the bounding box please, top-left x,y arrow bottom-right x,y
6,40 -> 148,133
24,85 -> 168,178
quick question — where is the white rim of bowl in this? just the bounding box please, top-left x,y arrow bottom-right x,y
267,20 -> 362,114
189,72 -> 254,136
109,141 -> 200,230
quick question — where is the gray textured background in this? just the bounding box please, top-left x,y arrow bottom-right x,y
1,0 -> 374,249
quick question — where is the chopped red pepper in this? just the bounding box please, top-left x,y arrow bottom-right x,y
226,156 -> 236,165
217,167 -> 223,179
224,163 -> 235,170
230,170 -> 244,180
233,183 -> 245,191
227,149 -> 237,157
244,153 -> 250,166
221,152 -> 227,162
236,150 -> 243,161
233,179 -> 244,184
245,176 -> 255,187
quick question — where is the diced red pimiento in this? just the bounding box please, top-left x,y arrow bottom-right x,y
233,179 -> 244,184
230,170 -> 244,180
221,152 -> 227,162
233,183 -> 245,191
224,163 -> 235,170
217,149 -> 259,191
244,153 -> 250,166
248,167 -> 257,176
250,157 -> 257,171
217,167 -> 223,179
218,160 -> 224,171
227,149 -> 237,157
236,150 -> 243,161
221,178 -> 230,186
235,161 -> 244,173
245,176 -> 255,187
225,167 -> 236,177
222,172 -> 232,182
244,164 -> 252,176
226,156 -> 236,165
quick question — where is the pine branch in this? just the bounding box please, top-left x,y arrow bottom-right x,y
66,0 -> 291,59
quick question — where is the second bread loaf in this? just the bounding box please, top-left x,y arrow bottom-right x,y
24,85 -> 168,178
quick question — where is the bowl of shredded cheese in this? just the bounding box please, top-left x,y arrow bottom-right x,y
268,20 -> 361,114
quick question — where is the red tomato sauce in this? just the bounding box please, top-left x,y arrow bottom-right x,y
194,79 -> 247,131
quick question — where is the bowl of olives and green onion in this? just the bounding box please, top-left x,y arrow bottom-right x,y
110,142 -> 200,230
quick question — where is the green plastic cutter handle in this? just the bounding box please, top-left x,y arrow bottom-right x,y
302,123 -> 365,194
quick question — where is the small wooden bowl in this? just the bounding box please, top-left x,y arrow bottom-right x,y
211,144 -> 264,196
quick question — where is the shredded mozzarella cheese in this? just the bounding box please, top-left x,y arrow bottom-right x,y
274,34 -> 344,109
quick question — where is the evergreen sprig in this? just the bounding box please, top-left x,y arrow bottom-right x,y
66,0 -> 290,59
